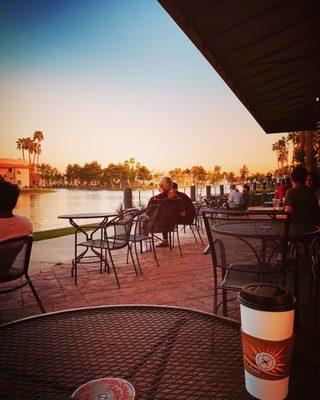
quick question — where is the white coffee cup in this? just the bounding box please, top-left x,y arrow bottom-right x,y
238,284 -> 295,400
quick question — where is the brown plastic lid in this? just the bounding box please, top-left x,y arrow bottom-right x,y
238,283 -> 295,312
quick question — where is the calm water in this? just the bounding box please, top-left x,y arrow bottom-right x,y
15,188 -> 153,232
16,186 -> 224,232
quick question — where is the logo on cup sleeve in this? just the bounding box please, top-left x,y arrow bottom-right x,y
241,331 -> 294,381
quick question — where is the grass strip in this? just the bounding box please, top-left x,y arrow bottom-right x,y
33,224 -> 98,242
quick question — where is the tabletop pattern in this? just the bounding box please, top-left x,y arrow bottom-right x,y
211,221 -> 319,240
1,306 -> 320,399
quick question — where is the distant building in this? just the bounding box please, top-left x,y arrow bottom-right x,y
0,158 -> 30,187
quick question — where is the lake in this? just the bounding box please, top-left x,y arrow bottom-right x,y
17,187 -> 212,232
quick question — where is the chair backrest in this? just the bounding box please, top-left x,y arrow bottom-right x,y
203,210 -> 290,272
133,204 -> 160,237
0,235 -> 33,281
151,198 -> 181,233
105,209 -> 137,248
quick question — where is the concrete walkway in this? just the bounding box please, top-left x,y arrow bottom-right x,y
30,234 -> 76,271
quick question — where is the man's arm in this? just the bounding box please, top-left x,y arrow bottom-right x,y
284,190 -> 294,215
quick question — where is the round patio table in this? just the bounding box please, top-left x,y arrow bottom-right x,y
211,220 -> 320,240
0,305 -> 319,399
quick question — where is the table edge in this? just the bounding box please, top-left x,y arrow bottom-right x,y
58,213 -> 118,219
0,304 -> 240,329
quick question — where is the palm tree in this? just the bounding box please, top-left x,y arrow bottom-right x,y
36,144 -> 42,165
33,131 -> 44,144
16,138 -> 25,161
272,142 -> 280,171
31,141 -> 38,165
287,132 -> 300,165
239,165 -> 249,182
305,131 -> 315,172
24,137 -> 33,165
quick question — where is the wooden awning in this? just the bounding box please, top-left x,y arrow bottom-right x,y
158,0 -> 320,133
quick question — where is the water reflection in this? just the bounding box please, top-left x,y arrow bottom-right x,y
16,188 -> 158,232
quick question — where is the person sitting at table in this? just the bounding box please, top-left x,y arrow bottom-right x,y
0,180 -> 33,242
172,182 -> 196,225
275,177 -> 291,201
306,172 -> 320,206
227,184 -> 244,209
284,166 -> 319,224
241,184 -> 250,209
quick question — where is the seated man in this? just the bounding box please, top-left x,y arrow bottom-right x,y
284,166 -> 319,224
0,180 -> 33,242
228,184 -> 244,209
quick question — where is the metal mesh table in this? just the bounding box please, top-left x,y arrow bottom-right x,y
1,306 -> 319,399
211,221 -> 320,240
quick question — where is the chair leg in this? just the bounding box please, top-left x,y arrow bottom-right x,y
190,225 -> 198,243
104,249 -> 110,273
169,232 -> 172,250
26,275 -> 45,313
100,248 -> 103,274
107,250 -> 120,287
222,290 -> 228,317
196,225 -> 204,245
134,242 -> 143,275
213,286 -> 218,314
176,227 -> 183,257
129,245 -> 139,277
126,246 -> 130,264
74,258 -> 78,285
151,235 -> 160,266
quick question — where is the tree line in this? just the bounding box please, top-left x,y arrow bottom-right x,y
15,133 -> 271,188
65,158 -> 152,188
41,161 -> 264,188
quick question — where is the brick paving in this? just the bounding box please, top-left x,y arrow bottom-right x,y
0,232 -> 217,324
1,229 -> 319,360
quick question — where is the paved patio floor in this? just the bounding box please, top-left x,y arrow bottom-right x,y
1,229 -> 319,361
1,232 -> 216,324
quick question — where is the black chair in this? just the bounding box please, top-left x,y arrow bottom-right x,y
151,198 -> 183,257
177,200 -> 204,246
126,204 -> 161,270
310,236 -> 320,322
76,210 -> 137,287
203,210 -> 290,316
0,235 -> 45,313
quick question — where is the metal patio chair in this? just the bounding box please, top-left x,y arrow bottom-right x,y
0,235 -> 45,313
126,204 -> 161,270
151,198 -> 183,257
203,210 -> 290,317
76,209 -> 138,287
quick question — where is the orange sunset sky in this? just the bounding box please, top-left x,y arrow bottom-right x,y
0,0 -> 285,174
